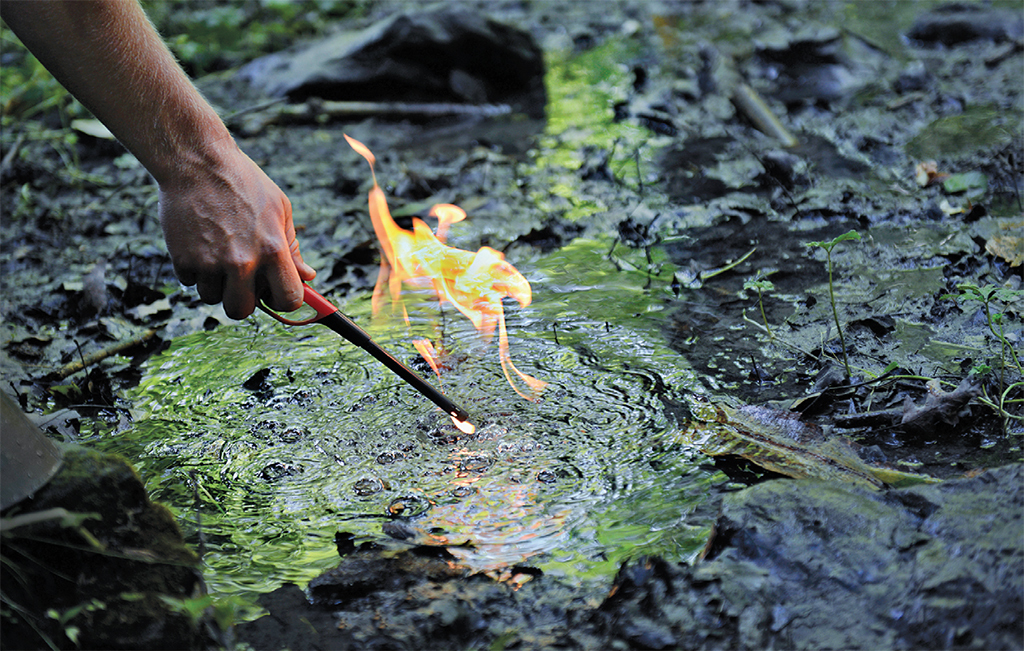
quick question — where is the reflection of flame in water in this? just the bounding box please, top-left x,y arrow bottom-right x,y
417,441 -> 570,587
344,134 -> 546,411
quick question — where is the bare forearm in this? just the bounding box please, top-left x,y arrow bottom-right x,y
2,0 -> 231,185
3,0 -> 315,318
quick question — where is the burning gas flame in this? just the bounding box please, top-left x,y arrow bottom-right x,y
344,134 -> 547,416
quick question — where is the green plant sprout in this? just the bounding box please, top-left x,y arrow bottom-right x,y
942,283 -> 1024,375
46,598 -> 106,648
2,509 -> 105,650
743,276 -> 776,339
805,230 -> 861,378
942,282 -> 1024,430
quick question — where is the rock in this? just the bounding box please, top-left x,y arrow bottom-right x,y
235,584 -> 337,651
893,60 -> 932,94
236,466 -> 1022,650
238,544 -> 513,650
595,464 -> 1024,650
0,447 -> 206,650
238,7 -> 546,117
907,4 -> 1024,45
307,543 -> 469,607
752,24 -> 885,103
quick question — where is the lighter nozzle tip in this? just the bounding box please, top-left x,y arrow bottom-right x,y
451,415 -> 475,434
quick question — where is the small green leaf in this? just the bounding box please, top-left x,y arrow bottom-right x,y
805,230 -> 861,252
970,364 -> 992,376
942,171 -> 987,196
743,279 -> 775,292
160,594 -> 214,624
993,288 -> 1024,304
832,230 -> 862,245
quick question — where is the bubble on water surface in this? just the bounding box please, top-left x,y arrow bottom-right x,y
353,477 -> 384,496
388,494 -> 430,517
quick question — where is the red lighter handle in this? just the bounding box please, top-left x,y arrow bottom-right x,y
258,284 -> 338,325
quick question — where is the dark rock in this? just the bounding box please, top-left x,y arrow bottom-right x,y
894,60 -> 932,94
598,464 -> 1024,651
0,447 -> 205,650
234,584 -> 338,651
238,7 -> 546,117
753,25 -> 885,103
307,546 -> 468,607
239,545 -> 520,650
907,4 -> 1024,45
242,366 -> 274,399
758,149 -> 804,190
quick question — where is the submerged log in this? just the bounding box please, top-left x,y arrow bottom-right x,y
233,99 -> 513,135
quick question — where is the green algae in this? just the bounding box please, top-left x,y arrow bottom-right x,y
905,105 -> 1017,161
530,39 -> 658,221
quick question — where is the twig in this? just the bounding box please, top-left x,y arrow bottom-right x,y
237,99 -> 513,134
833,408 -> 902,428
731,83 -> 798,147
49,328 -> 159,380
222,97 -> 287,125
307,99 -> 511,119
701,245 -> 757,281
0,131 -> 27,180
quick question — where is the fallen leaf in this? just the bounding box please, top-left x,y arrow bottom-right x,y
128,297 -> 173,321
942,170 -> 988,197
915,160 -> 948,187
681,395 -> 937,489
986,235 -> 1024,267
900,377 -> 982,435
939,198 -> 964,215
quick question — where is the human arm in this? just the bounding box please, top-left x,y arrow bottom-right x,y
2,0 -> 315,318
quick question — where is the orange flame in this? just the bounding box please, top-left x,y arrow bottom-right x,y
344,134 -> 546,404
451,416 -> 476,434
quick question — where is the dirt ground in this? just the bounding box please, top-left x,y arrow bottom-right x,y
1,0 -> 1022,649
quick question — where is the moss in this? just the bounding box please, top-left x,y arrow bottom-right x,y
1,446 -> 206,650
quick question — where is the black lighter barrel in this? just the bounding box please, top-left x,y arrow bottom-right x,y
319,312 -> 471,423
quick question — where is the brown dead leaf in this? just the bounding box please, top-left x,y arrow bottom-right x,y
900,377 -> 982,435
681,395 -> 936,489
915,160 -> 949,187
985,220 -> 1024,267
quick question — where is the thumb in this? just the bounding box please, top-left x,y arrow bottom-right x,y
290,237 -> 317,281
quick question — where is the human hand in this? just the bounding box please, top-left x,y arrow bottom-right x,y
158,141 -> 316,319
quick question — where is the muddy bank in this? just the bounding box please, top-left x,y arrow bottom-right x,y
233,463 -> 1023,650
0,447 -> 209,650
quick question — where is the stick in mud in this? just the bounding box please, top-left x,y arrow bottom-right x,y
49,328 -> 159,380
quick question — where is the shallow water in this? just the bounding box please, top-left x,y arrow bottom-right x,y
94,239 -> 718,601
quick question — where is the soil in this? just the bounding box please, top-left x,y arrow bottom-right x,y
0,447 -> 208,650
1,0 -> 1022,649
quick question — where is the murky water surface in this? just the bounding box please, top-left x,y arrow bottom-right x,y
95,241 -> 716,600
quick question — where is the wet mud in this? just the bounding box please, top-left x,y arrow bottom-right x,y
2,0 -> 1022,649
